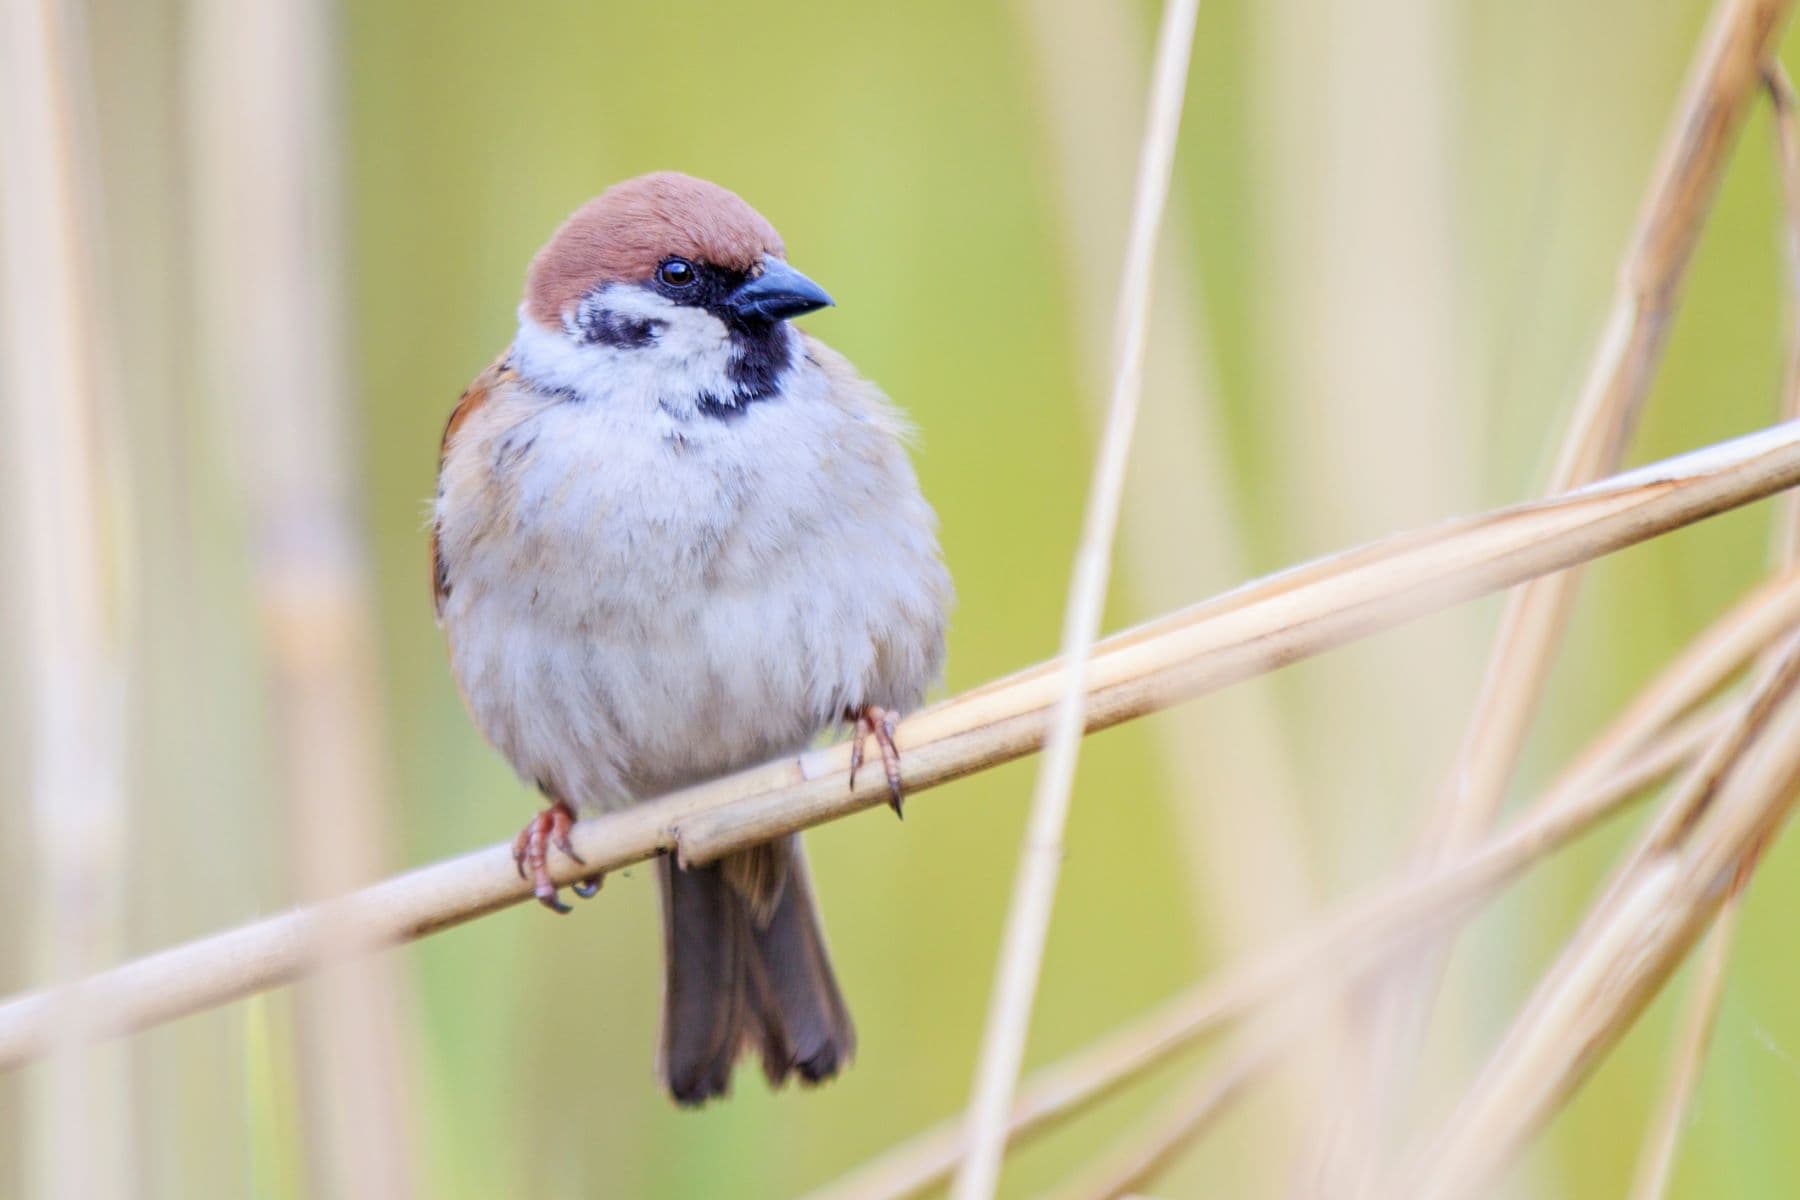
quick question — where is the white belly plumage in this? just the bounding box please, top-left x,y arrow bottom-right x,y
437,361 -> 948,814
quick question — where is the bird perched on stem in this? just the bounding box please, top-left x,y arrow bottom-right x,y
430,172 -> 951,1104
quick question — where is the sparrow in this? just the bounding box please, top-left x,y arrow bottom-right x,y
430,172 -> 951,1104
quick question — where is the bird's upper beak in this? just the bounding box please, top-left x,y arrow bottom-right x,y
724,257 -> 834,323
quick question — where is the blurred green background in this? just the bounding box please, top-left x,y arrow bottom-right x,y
6,0 -> 1800,1196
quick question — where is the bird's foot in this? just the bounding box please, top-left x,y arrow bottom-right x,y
511,800 -> 602,913
847,704 -> 905,818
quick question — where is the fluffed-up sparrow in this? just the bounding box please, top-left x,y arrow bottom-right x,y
431,172 -> 951,1104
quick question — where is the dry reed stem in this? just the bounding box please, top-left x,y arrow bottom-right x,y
0,426 -> 1794,1074
1342,1 -> 1798,1184
1064,592 -> 1800,1199
1431,0 -> 1795,854
0,1 -> 132,1195
1626,899 -> 1741,1200
815,556 -> 1800,1200
681,428 -> 1800,859
1047,1026 -> 1284,1200
1523,566 -> 1800,819
1771,64 -> 1800,553
1411,631 -> 1800,1198
1015,19 -> 1338,1186
187,1 -> 418,1192
802,704 -> 1725,1200
1626,66 -> 1800,1198
952,1 -> 1200,1194
1015,12 -> 1329,1168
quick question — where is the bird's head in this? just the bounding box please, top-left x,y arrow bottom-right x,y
514,172 -> 833,418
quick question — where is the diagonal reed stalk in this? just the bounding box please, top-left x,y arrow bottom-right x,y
1424,0 -> 1795,855
804,713 -> 1712,1200
1009,612 -> 1800,1200
0,424 -> 1795,1075
1409,629 -> 1800,1198
806,565 -> 1800,1200
1036,554 -> 1800,1199
952,2 -> 1200,1195
1337,1 -> 1799,1187
1627,62 -> 1800,1200
1012,0 -> 1359,1173
1047,1025 -> 1285,1200
1626,897 -> 1741,1200
1014,22 -> 1343,1185
1015,14 -> 1330,1176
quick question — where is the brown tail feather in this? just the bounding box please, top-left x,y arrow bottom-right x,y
658,835 -> 855,1106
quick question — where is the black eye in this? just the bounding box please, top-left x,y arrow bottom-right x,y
657,258 -> 696,288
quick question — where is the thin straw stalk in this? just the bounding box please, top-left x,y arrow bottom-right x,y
1625,65 -> 1800,1198
815,552 -> 1800,1199
1341,2 -> 1798,1184
1048,1027 -> 1283,1200
1626,900 -> 1742,1200
1431,0 -> 1796,853
804,704 -> 1723,1200
952,1 -> 1201,1195
1412,632 -> 1800,1198
0,424 -> 1795,1072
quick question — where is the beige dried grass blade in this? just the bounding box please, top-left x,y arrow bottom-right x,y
1047,1028 -> 1283,1200
1626,900 -> 1741,1200
803,706 -> 1724,1200
815,559 -> 1800,1200
0,425 -> 1795,1072
1773,64 -> 1800,553
1412,632 -> 1800,1199
952,1 -> 1200,1194
1626,65 -> 1800,1200
1339,2 -> 1799,1184
1016,0 -> 1325,1088
1430,0 -> 1795,852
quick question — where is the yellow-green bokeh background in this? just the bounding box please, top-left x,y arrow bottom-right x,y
7,1 -> 1800,1196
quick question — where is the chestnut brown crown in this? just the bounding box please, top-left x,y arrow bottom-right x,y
524,172 -> 787,328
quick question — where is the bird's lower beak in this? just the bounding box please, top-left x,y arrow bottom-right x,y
725,258 -> 834,323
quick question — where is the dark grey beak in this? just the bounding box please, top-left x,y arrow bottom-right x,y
724,258 -> 834,323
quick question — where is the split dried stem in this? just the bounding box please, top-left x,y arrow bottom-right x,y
817,550 -> 1800,1199
1341,2 -> 1799,1186
1624,63 -> 1800,1199
952,2 -> 1201,1195
0,426 -> 1795,1076
806,706 -> 1749,1199
1412,632 -> 1800,1198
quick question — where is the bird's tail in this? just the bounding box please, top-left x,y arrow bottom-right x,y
657,834 -> 855,1105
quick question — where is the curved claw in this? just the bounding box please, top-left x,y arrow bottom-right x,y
535,882 -> 573,914
848,705 -> 906,818
513,800 -> 584,914
572,874 -> 604,898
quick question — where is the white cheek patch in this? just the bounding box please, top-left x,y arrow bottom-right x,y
512,286 -> 740,419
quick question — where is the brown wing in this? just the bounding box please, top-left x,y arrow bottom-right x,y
431,354 -> 516,620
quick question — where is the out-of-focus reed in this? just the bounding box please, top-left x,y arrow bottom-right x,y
1,1 -> 131,1195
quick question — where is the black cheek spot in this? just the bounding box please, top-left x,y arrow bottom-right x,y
580,308 -> 664,349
